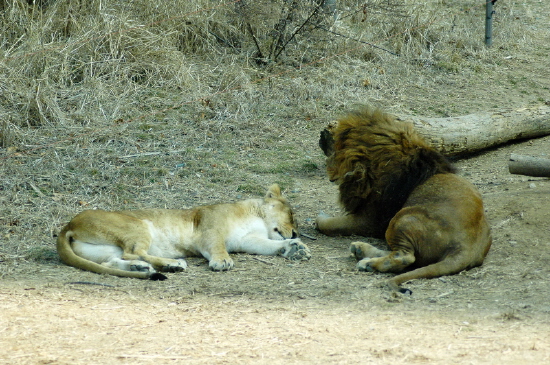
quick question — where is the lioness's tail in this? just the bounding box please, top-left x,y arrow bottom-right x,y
56,225 -> 166,280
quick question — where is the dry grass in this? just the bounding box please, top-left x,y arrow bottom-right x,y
1,1 -> 542,138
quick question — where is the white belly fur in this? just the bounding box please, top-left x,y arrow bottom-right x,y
72,240 -> 123,264
143,219 -> 192,258
225,217 -> 270,251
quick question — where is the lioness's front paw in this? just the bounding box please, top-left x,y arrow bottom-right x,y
281,239 -> 311,261
209,257 -> 234,271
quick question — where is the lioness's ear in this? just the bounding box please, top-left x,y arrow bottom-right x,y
266,184 -> 282,199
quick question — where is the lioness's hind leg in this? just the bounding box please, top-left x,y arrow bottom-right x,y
102,258 -> 154,272
122,251 -> 187,272
161,259 -> 187,273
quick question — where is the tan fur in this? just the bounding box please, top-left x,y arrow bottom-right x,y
57,184 -> 310,280
317,107 -> 492,292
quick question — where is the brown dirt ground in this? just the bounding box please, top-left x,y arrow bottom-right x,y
1,1 -> 550,364
1,135 -> 550,364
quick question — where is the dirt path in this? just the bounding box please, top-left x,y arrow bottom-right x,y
1,284 -> 548,365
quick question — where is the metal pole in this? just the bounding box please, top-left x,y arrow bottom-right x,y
485,0 -> 496,47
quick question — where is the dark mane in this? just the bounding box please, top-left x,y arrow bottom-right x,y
324,107 -> 456,232
375,148 -> 455,227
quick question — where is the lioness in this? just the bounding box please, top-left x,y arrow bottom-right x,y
317,107 -> 492,292
57,184 -> 311,280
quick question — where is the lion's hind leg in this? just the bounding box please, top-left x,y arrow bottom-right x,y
351,239 -> 416,274
350,240 -> 388,260
355,248 -> 416,274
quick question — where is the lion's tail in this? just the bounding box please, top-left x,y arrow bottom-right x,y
56,226 -> 166,280
387,253 -> 483,293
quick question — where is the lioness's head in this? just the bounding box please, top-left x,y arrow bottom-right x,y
263,184 -> 299,240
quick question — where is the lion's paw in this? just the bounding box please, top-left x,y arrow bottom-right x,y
281,239 -> 311,261
315,211 -> 331,229
350,242 -> 366,260
316,211 -> 330,219
209,257 -> 234,271
162,259 -> 187,273
356,258 -> 376,272
350,241 -> 385,260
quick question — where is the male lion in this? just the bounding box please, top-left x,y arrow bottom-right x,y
317,107 -> 492,292
57,184 -> 311,280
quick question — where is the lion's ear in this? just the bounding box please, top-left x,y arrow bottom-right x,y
319,126 -> 336,157
266,184 -> 282,199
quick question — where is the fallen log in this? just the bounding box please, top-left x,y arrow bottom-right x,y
508,153 -> 550,177
397,105 -> 550,157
